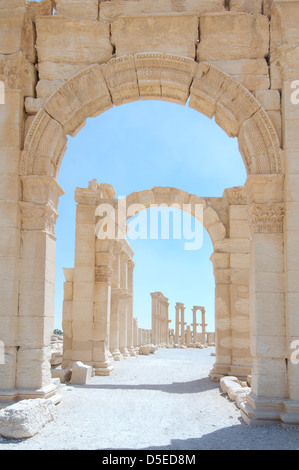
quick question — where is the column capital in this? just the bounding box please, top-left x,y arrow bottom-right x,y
95,265 -> 113,284
21,175 -> 64,210
20,201 -> 58,237
248,203 -> 285,234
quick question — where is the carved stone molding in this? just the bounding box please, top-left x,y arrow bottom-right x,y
248,203 -> 285,234
95,265 -> 112,283
20,201 -> 58,236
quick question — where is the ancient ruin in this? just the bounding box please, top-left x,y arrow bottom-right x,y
0,0 -> 299,428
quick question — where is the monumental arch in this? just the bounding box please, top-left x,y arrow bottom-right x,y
0,0 -> 299,426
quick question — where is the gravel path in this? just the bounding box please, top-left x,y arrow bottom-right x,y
0,348 -> 299,450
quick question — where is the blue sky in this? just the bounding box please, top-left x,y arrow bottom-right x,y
55,100 -> 247,332
31,0 -> 247,333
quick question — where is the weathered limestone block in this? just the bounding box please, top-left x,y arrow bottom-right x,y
103,55 -> 139,106
25,97 -> 47,115
209,59 -> 270,91
51,367 -> 72,384
36,17 -> 113,65
44,65 -> 112,137
0,89 -> 23,148
197,13 -> 269,61
230,0 -> 263,15
71,361 -> 92,385
0,399 -> 56,439
111,15 -> 199,59
0,52 -> 36,97
0,7 -> 35,62
38,62 -> 89,82
16,347 -> 52,390
139,345 -> 151,355
100,0 -> 225,21
54,0 -> 99,20
220,376 -> 239,394
254,89 -> 281,111
26,0 -> 52,22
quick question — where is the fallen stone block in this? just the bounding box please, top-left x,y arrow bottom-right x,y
0,399 -> 56,439
150,345 -> 158,354
51,367 -> 72,384
71,361 -> 92,385
139,345 -> 151,356
220,376 -> 240,394
236,389 -> 251,409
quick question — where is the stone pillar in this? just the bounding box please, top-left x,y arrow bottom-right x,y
119,252 -> 129,357
151,293 -> 157,345
200,307 -> 208,344
241,174 -> 288,425
185,326 -> 191,344
175,303 -> 181,344
127,260 -> 135,356
0,2 -> 37,402
192,307 -> 199,344
209,252 -> 233,380
16,176 -> 63,401
224,186 -> 251,379
133,318 -> 138,349
110,290 -> 122,361
273,0 -> 299,425
119,294 -> 129,357
93,243 -> 114,376
180,305 -> 186,345
110,245 -> 122,361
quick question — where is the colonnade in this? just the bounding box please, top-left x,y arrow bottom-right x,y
151,292 -> 170,346
62,181 -> 140,375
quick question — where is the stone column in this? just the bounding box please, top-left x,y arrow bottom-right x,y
119,252 -> 129,357
192,307 -> 199,344
0,2 -> 37,402
180,305 -> 186,345
274,0 -> 299,426
110,245 -> 122,361
151,293 -> 157,345
119,294 -> 129,357
127,260 -> 135,356
175,303 -> 181,344
16,176 -> 64,401
133,318 -> 138,349
209,252 -> 233,380
110,290 -> 122,361
93,253 -> 114,376
241,174 -> 287,425
200,307 -> 208,344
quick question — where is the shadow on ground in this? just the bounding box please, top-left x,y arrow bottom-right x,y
73,377 -> 219,394
102,422 -> 299,451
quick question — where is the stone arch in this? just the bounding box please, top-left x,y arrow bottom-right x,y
125,186 -> 226,247
20,53 -> 282,179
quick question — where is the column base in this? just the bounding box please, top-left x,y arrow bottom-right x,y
93,361 -> 114,376
229,365 -> 252,381
209,362 -> 231,381
0,383 -> 61,406
111,349 -> 123,361
128,347 -> 136,357
120,347 -> 130,358
210,362 -> 251,382
240,393 -> 299,427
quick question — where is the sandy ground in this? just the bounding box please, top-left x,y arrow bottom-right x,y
0,348 -> 299,450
